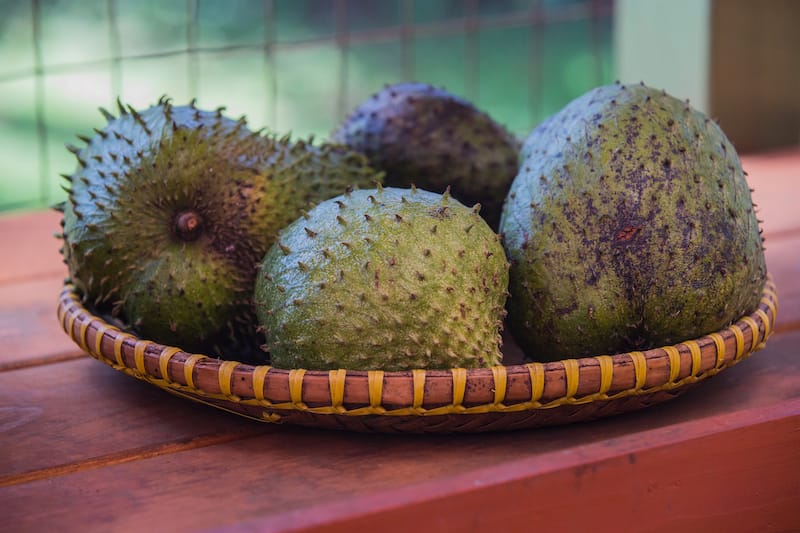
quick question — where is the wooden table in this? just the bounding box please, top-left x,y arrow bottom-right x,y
2,148 -> 799,532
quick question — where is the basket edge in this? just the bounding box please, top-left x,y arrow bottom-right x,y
57,275 -> 778,420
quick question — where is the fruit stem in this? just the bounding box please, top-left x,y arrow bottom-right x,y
174,210 -> 203,242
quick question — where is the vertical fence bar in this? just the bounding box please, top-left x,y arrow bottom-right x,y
464,0 -> 480,102
589,0 -> 604,87
400,0 -> 415,81
6,0 -> 615,213
186,0 -> 199,98
31,0 -> 50,209
335,0 -> 350,121
528,0 -> 544,128
107,0 -> 122,101
263,0 -> 277,128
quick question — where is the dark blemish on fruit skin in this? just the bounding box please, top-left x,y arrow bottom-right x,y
554,301 -> 578,316
614,226 -> 641,244
502,83 -> 765,361
428,206 -> 451,219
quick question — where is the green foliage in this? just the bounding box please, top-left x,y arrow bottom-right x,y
0,0 -> 613,212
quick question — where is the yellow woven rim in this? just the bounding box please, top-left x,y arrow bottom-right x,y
58,275 -> 778,424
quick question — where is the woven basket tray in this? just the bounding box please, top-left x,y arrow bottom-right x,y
57,276 -> 778,433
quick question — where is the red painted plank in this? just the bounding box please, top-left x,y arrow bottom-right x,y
0,209 -> 65,285
0,331 -> 798,531
743,148 -> 800,239
0,357 -> 270,480
0,276 -> 81,369
228,400 -> 800,533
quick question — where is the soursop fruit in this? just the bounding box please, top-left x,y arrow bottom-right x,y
500,82 -> 766,361
266,135 -> 385,208
254,186 -> 509,371
59,97 -> 380,356
331,82 -> 520,229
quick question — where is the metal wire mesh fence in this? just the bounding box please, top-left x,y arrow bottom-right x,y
0,0 -> 614,213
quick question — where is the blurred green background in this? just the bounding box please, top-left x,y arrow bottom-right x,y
0,0 -> 614,213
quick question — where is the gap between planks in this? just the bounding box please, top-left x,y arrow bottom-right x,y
773,319 -> 800,335
763,227 -> 800,242
0,350 -> 87,372
0,428 -> 266,489
226,399 -> 800,533
0,268 -> 66,289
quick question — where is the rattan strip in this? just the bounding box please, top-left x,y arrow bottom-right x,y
755,309 -> 772,340
527,363 -> 545,403
183,354 -> 206,389
57,299 -> 67,330
78,319 -> 90,355
134,340 -> 148,374
596,355 -> 614,395
687,341 -> 702,377
491,365 -> 507,405
729,323 -> 745,361
59,278 -> 776,419
112,333 -> 126,367
329,369 -> 347,410
98,323 -> 121,360
158,347 -> 181,383
562,359 -> 580,399
368,370 -> 384,408
662,346 -> 681,383
289,369 -> 306,406
452,368 -> 467,408
711,332 -> 727,369
66,312 -> 80,352
629,351 -> 647,390
763,291 -> 778,322
252,365 -> 271,401
92,323 -> 108,357
218,361 -> 239,399
740,316 -> 760,352
412,369 -> 425,408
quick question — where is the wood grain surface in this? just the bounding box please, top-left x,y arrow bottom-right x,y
1,149 -> 798,532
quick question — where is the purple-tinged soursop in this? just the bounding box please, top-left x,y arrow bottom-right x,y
500,82 -> 766,361
331,82 -> 520,229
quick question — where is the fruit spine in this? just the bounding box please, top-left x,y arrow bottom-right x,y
331,82 -> 520,229
255,186 -> 510,371
59,97 -> 380,355
500,82 -> 766,360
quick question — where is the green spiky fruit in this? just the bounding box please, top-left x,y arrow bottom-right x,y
255,187 -> 509,371
60,98 -> 380,356
500,82 -> 767,361
266,134 -> 385,207
331,82 -> 520,229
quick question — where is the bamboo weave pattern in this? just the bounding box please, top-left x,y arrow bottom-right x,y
57,276 -> 777,432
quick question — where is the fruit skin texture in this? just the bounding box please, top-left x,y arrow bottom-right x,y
500,82 -> 767,361
60,98 -> 379,355
331,82 -> 520,229
255,187 -> 509,371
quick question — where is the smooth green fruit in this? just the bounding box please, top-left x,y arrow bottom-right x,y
255,186 -> 509,371
331,82 -> 520,229
60,98 -> 380,356
500,82 -> 766,361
